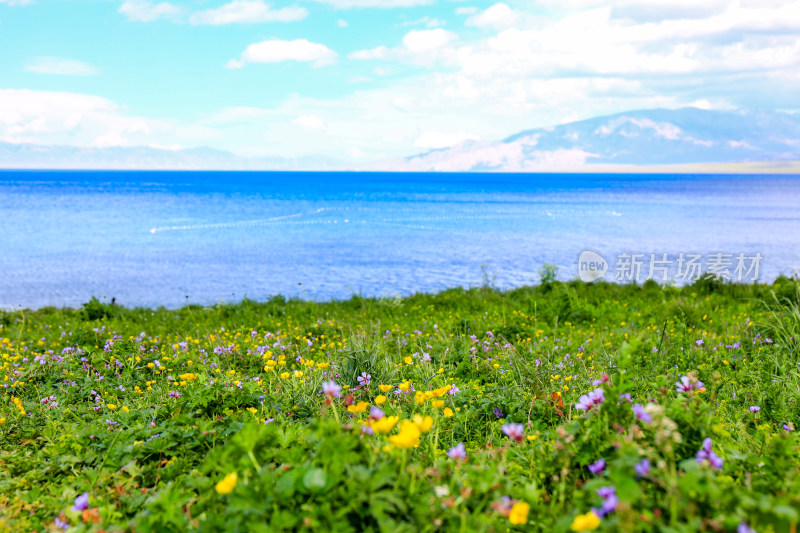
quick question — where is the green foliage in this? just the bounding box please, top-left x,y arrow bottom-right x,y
0,279 -> 799,532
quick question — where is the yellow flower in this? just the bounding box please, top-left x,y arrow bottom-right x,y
378,384 -> 392,393
280,372 -> 290,379
293,370 -> 303,378
432,399 -> 445,409
215,472 -> 238,494
413,414 -> 433,432
509,502 -> 530,525
398,382 -> 411,392
389,420 -> 421,449
443,407 -> 454,417
375,395 -> 387,405
404,356 -> 413,365
371,415 -> 399,433
0,417 -> 5,424
122,406 -> 130,413
571,512 -> 601,531
415,391 -> 427,405
347,401 -> 369,413
107,404 -> 117,410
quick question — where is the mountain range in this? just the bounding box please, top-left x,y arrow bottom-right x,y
2,107 -> 799,172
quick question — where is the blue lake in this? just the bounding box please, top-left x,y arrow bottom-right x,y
1,171 -> 799,309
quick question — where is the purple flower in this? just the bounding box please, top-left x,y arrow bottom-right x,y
588,458 -> 606,474
72,492 -> 89,512
618,393 -> 632,403
447,442 -> 467,460
676,376 -> 693,392
106,419 -> 117,426
632,403 -> 652,424
696,438 -> 723,470
634,458 -> 650,477
589,388 -> 605,405
737,523 -> 756,533
357,372 -> 371,387
369,406 -> 385,420
591,486 -> 617,517
54,517 -> 70,530
321,380 -> 342,398
575,394 -> 593,411
168,390 -> 181,399
576,388 -> 605,411
264,418 -> 274,424
493,407 -> 504,419
749,406 -> 760,413
501,423 -> 524,443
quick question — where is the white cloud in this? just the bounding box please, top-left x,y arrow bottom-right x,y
0,0 -> 34,5
119,0 -> 180,22
401,29 -> 457,53
0,89 -> 218,148
348,45 -> 389,60
455,7 -> 478,15
402,16 -> 444,27
25,57 -> 98,76
337,18 -> 348,27
292,114 -> 325,130
189,1 -> 307,25
465,3 -> 518,30
226,39 -> 338,68
310,0 -> 432,8
413,130 -> 478,149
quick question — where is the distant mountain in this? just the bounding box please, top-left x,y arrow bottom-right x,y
365,107 -> 800,172
2,108 -> 799,172
0,142 -> 345,171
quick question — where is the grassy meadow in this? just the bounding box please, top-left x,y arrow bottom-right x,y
1,277 -> 800,532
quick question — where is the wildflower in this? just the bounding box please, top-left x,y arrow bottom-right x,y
215,472 -> 238,494
322,380 -> 342,398
390,420 -> 421,448
738,523 -> 756,533
106,419 -> 117,426
107,404 -> 117,410
618,393 -> 632,403
588,458 -> 605,474
593,486 -> 618,517
447,442 -> 466,460
696,437 -> 723,470
72,492 -> 89,512
54,517 -> 70,530
634,458 -> 650,477
443,407 -> 454,417
293,370 -> 303,378
509,502 -> 530,525
575,394 -> 593,411
378,384 -> 392,393
347,401 -> 369,413
749,406 -> 760,413
493,407 -> 504,419
413,414 -> 433,432
571,512 -> 601,531
632,403 -> 652,424
501,423 -> 524,443
375,394 -> 387,404
370,406 -> 385,420
357,372 -> 371,387
676,375 -> 704,393
371,415 -> 399,433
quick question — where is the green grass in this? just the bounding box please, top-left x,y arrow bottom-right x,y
1,277 -> 800,532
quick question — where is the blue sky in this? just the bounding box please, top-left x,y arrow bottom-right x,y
1,0 -> 799,161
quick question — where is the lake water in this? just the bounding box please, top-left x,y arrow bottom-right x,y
1,171 -> 799,310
